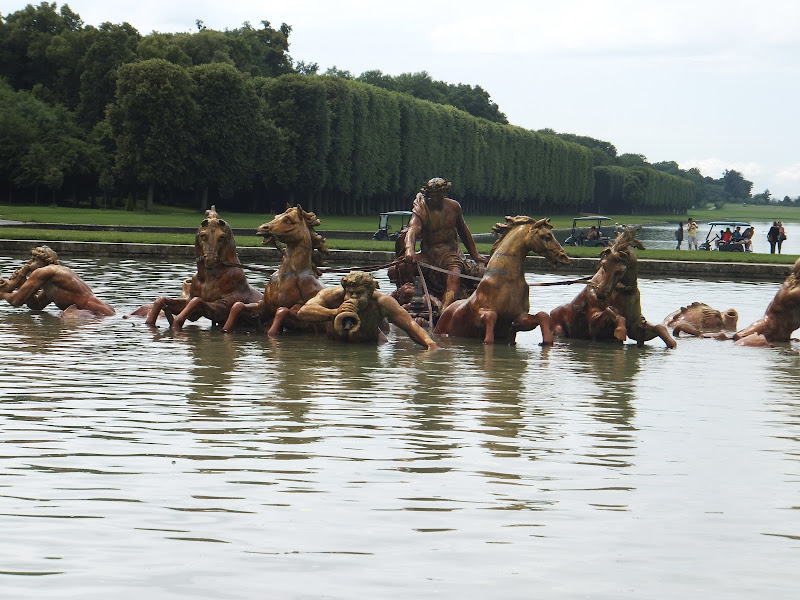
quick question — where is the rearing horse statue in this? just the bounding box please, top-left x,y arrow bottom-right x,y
434,216 -> 569,344
146,206 -> 262,329
549,225 -> 676,348
221,204 -> 328,335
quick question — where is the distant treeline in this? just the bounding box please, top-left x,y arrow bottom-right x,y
0,2 -> 760,215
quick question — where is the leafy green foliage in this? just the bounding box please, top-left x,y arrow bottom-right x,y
0,79 -> 99,204
0,3 -> 764,215
108,59 -> 199,208
594,165 -> 694,214
723,169 -> 754,200
355,69 -> 507,124
259,75 -> 592,215
189,63 -> 278,201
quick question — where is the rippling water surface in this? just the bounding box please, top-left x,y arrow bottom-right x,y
1,256 -> 799,599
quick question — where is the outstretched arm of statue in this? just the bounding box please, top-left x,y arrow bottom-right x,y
0,262 -> 34,293
0,272 -> 50,309
404,214 -> 422,262
456,214 -> 486,264
378,295 -> 439,349
732,318 -> 766,341
296,287 -> 345,322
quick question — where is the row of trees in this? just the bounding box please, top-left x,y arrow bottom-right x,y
594,166 -> 695,214
0,2 -> 741,216
326,67 -> 507,124
540,132 -> 761,210
107,66 -> 595,214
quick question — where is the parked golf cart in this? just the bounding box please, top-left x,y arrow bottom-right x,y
373,211 -> 413,241
698,220 -> 752,252
563,215 -> 612,247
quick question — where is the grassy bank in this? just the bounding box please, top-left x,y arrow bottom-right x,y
0,204 -> 606,231
9,203 -> 795,233
695,204 -> 800,223
1,226 -> 796,264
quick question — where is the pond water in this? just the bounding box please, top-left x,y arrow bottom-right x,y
633,220 -> 800,254
1,256 -> 799,599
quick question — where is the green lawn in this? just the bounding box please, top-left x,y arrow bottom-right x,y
1,202 -> 799,266
693,204 -> 800,223
2,203 -> 799,232
1,226 -> 796,264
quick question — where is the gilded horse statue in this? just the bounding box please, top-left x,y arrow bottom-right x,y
221,204 -> 328,335
434,216 -> 569,344
146,206 -> 262,329
549,225 -> 677,348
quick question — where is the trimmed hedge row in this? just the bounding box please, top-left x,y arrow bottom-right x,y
259,75 -> 596,215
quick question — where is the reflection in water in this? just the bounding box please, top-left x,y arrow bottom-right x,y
475,345 -> 529,458
552,342 -> 640,473
0,256 -> 799,598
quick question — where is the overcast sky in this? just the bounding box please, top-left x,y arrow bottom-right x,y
3,0 -> 799,199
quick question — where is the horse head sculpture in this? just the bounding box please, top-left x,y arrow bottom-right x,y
196,205 -> 237,272
549,224 -> 676,347
146,206 -> 262,329
220,204 -> 329,335
490,216 -> 569,269
592,225 -> 644,301
257,204 -> 329,277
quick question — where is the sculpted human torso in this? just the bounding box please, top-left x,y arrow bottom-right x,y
413,195 -> 462,261
0,248 -> 115,316
35,265 -> 96,310
402,179 -> 486,308
731,258 -> 800,344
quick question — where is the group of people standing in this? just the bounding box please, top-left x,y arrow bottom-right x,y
675,218 -> 700,250
676,219 -> 786,253
768,221 -> 787,254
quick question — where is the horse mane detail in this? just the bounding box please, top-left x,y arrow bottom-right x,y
294,204 -> 330,257
490,216 -> 551,255
612,224 -> 645,252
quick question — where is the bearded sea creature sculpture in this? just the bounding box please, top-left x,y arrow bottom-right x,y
296,271 -> 438,349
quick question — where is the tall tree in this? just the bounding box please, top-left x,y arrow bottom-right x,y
77,22 -> 140,126
0,80 -> 98,204
189,62 -> 280,207
538,129 -> 617,166
108,59 -> 198,211
618,153 -> 649,168
223,20 -> 294,77
0,2 -> 84,95
723,169 -> 753,200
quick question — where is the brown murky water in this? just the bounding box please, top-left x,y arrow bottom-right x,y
1,256 -> 798,599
